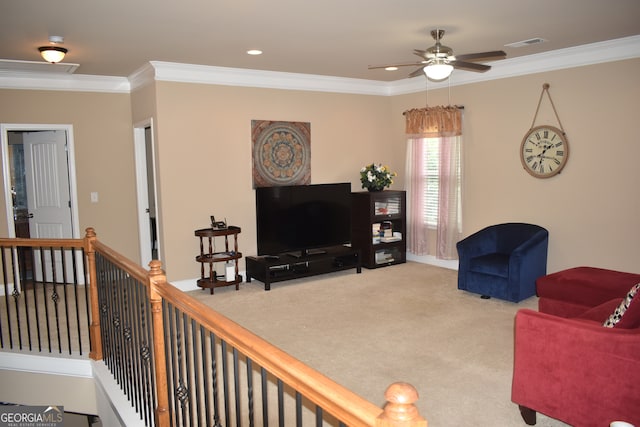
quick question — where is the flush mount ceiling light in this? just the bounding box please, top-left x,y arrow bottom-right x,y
38,36 -> 68,63
423,60 -> 454,81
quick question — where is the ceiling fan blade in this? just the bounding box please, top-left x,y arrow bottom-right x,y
454,50 -> 506,62
451,60 -> 491,72
413,49 -> 429,59
368,62 -> 426,70
408,67 -> 426,78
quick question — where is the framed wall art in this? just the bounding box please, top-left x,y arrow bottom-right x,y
251,120 -> 311,188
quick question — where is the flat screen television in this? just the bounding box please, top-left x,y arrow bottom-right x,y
255,183 -> 352,256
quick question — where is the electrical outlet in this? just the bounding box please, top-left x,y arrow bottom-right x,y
90,192 -> 99,203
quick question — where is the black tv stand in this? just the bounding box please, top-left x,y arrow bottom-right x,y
287,248 -> 328,258
246,245 -> 361,290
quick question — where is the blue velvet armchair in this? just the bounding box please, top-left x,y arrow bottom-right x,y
456,223 -> 549,302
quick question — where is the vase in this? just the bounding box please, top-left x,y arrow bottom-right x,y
367,186 -> 385,192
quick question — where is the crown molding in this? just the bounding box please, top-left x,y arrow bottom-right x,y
0,35 -> 638,94
146,61 -> 392,96
128,62 -> 156,91
389,34 -> 640,95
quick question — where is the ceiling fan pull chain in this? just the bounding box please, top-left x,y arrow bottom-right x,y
530,83 -> 565,132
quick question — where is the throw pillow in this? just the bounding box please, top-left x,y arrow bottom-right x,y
603,282 -> 640,328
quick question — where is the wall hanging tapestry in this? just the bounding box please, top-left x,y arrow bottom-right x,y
251,120 -> 311,188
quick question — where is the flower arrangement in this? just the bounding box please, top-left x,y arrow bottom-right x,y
360,163 -> 397,191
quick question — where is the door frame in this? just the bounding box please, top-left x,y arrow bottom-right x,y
0,123 -> 81,239
133,118 -> 161,266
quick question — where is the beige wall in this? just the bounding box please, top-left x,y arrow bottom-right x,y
0,89 -> 140,260
0,370 -> 97,414
1,58 -> 638,282
392,58 -> 640,273
153,82 -> 394,280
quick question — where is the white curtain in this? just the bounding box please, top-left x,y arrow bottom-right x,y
404,107 -> 463,260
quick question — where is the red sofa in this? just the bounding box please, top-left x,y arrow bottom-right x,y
511,267 -> 640,426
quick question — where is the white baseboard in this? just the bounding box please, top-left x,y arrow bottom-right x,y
171,269 -> 248,292
172,260 -> 454,291
0,352 -> 92,377
407,253 -> 459,271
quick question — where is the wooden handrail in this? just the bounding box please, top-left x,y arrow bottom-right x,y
81,228 -> 429,426
149,262 -> 383,426
0,237 -> 84,248
90,239 -> 149,284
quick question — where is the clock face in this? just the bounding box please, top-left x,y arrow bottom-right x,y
520,125 -> 569,178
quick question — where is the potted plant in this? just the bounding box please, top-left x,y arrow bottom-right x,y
360,163 -> 397,191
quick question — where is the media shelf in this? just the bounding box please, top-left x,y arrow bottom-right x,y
245,245 -> 361,290
351,190 -> 406,269
195,226 -> 243,294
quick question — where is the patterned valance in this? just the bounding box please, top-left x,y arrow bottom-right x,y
404,106 -> 462,137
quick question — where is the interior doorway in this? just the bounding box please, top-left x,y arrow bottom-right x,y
1,124 -> 80,284
133,119 -> 160,267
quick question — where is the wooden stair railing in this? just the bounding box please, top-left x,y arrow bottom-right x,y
0,235 -> 90,355
5,228 -> 428,427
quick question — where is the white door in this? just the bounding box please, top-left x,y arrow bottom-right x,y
23,130 -> 73,281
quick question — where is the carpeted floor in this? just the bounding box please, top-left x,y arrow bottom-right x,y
187,261 -> 569,427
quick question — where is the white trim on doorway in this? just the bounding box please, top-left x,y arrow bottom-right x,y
1,123 -> 81,239
133,118 -> 160,267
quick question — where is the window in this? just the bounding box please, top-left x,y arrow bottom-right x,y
404,106 -> 463,259
405,135 -> 462,259
422,137 -> 462,229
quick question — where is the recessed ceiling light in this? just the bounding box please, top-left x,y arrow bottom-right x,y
247,49 -> 263,55
385,66 -> 398,71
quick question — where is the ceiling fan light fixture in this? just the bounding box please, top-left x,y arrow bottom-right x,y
38,46 -> 68,63
424,62 -> 453,81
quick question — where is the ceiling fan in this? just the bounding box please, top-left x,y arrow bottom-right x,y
369,29 -> 506,81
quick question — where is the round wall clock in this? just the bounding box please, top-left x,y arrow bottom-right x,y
520,125 -> 569,178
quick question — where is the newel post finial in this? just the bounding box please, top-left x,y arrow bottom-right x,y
148,259 -> 164,277
85,227 -> 96,239
377,382 -> 427,427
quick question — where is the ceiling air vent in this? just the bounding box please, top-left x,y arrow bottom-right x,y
0,59 -> 79,74
504,38 -> 547,48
